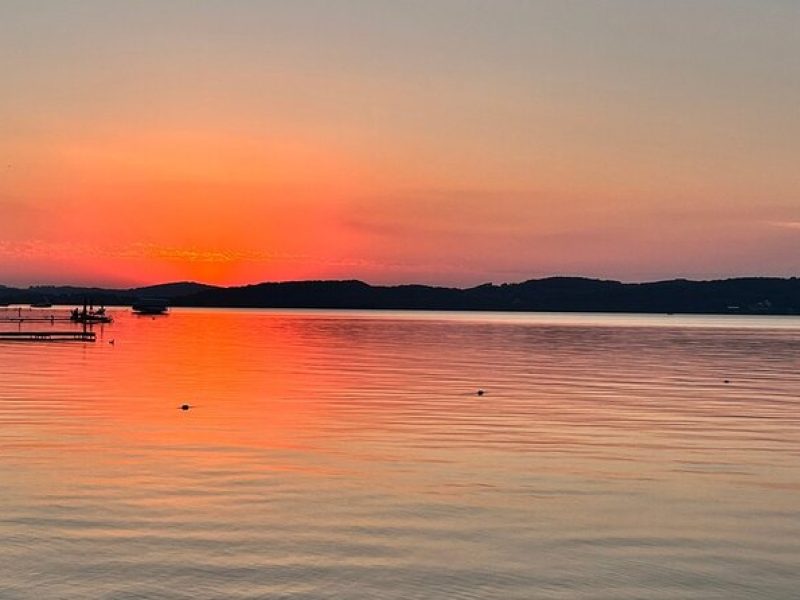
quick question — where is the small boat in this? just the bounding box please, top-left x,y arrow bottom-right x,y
70,305 -> 113,324
132,298 -> 169,315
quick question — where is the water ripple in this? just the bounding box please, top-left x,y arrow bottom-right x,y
0,309 -> 798,598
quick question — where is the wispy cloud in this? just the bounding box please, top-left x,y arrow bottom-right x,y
0,240 -> 294,263
765,221 -> 800,231
0,240 -> 391,271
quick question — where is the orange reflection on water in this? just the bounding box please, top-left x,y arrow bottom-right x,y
32,310 -> 353,462
2,309 -> 800,600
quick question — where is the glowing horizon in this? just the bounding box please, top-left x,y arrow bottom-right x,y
1,1 -> 798,287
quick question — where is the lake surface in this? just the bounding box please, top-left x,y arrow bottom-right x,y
0,308 -> 798,599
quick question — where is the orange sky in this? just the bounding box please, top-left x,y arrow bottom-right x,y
1,1 -> 798,286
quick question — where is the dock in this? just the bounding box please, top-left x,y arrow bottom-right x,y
0,308 -> 71,323
0,307 -> 112,325
0,331 -> 96,342
0,316 -> 72,323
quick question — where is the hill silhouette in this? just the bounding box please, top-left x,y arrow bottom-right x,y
1,277 -> 798,315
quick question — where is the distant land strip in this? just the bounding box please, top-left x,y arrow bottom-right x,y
2,277 -> 800,315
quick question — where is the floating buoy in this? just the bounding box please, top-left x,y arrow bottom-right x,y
477,389 -> 485,396
180,404 -> 190,411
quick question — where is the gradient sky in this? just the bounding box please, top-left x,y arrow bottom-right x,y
1,0 -> 798,287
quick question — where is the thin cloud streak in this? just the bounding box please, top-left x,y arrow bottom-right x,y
766,221 -> 800,231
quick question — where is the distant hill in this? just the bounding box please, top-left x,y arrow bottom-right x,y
129,281 -> 220,299
176,276 -> 800,314
1,277 -> 798,315
0,281 -> 218,306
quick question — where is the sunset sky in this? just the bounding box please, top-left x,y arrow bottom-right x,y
1,0 -> 798,287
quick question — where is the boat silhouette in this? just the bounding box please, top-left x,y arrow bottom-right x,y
132,298 -> 169,315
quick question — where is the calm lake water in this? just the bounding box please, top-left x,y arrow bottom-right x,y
0,308 -> 798,599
